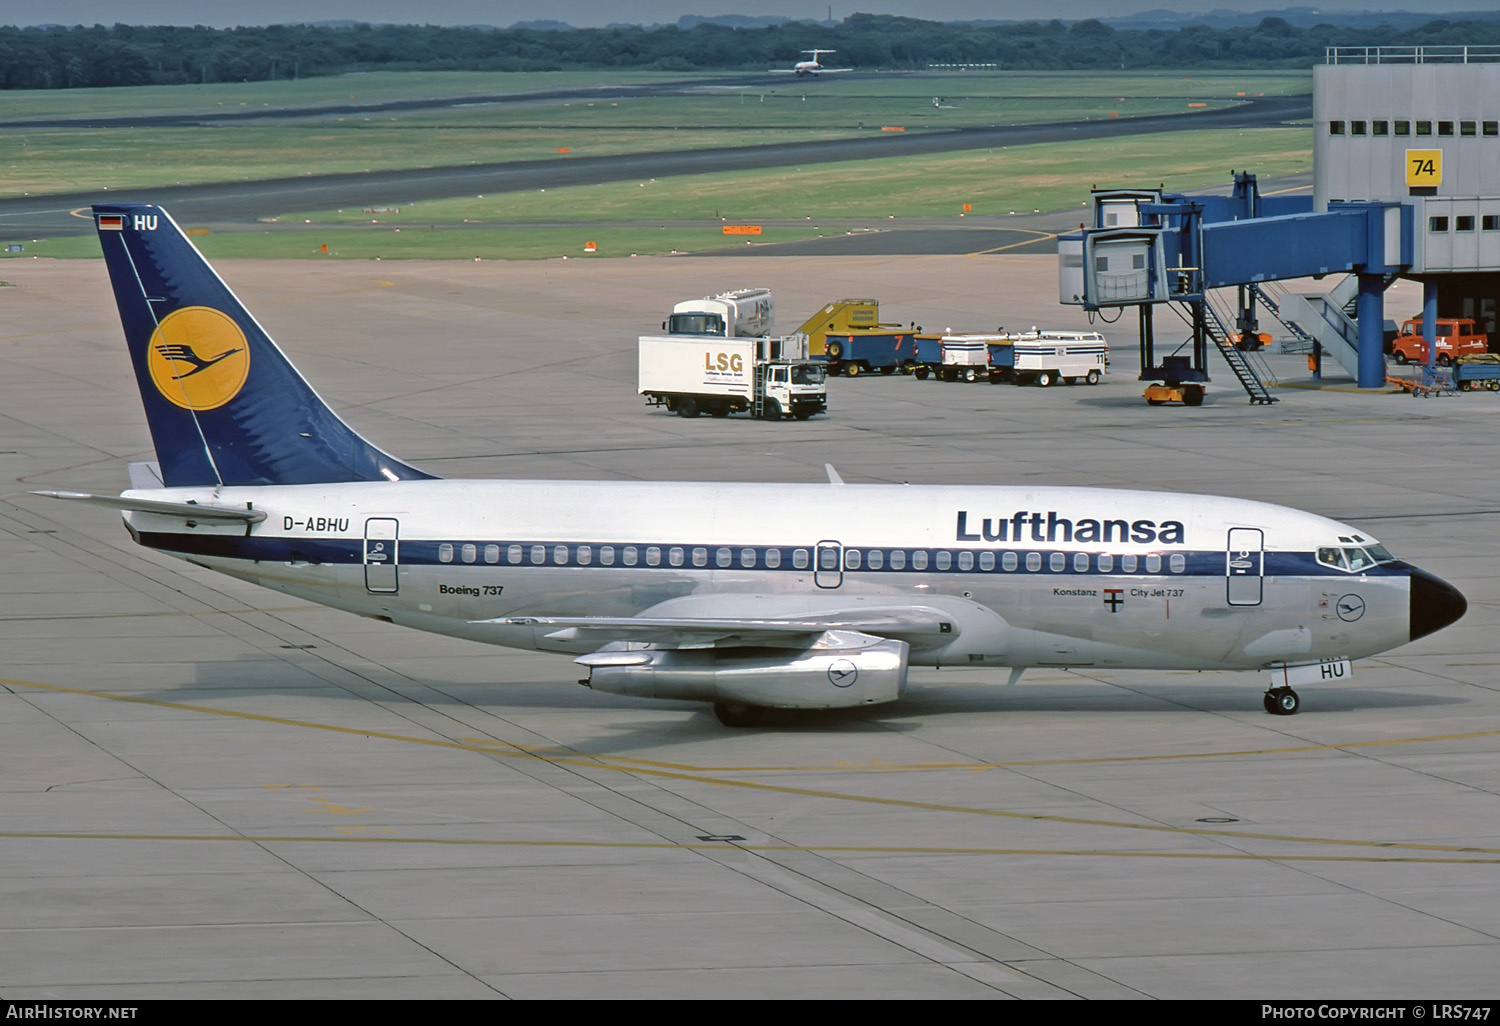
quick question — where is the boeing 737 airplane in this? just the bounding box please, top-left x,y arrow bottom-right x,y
38,204 -> 1467,726
770,49 -> 852,77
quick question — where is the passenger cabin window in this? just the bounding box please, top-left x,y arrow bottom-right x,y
508,544 -> 523,564
1049,552 -> 1066,572
553,544 -> 568,564
765,548 -> 782,568
1145,555 -> 1161,574
1074,552 -> 1089,573
1121,554 -> 1138,573
1169,554 -> 1186,574
577,545 -> 592,565
1025,552 -> 1041,572
461,544 -> 476,564
439,543 -> 454,563
600,546 -> 615,566
845,549 -> 862,570
912,551 -> 929,571
792,549 -> 809,569
740,547 -> 755,567
668,547 -> 684,567
692,547 -> 707,567
935,551 -> 952,571
888,550 -> 906,570
1002,551 -> 1018,571
623,546 -> 638,566
485,544 -> 500,564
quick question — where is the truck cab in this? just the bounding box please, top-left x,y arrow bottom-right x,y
1391,318 -> 1489,366
759,361 -> 828,420
666,311 -> 727,336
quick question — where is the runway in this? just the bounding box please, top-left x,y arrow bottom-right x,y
1,253 -> 1497,998
0,93 -> 1309,239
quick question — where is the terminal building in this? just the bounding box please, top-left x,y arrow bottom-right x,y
1316,49 -> 1500,337
1060,46 -> 1500,395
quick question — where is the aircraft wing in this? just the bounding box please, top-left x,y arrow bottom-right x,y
32,490 -> 267,524
477,599 -> 956,650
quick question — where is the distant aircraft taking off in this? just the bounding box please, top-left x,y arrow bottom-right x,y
36,204 -> 1468,727
771,49 -> 852,77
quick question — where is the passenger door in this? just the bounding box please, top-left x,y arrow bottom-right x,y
1226,528 -> 1263,606
364,518 -> 400,594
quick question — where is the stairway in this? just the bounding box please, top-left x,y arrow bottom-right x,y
1200,304 -> 1279,404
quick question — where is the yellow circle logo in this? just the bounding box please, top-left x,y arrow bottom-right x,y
146,307 -> 251,411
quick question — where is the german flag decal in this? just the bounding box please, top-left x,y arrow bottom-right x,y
97,214 -> 125,231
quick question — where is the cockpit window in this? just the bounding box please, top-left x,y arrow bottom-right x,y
1318,543 -> 1395,572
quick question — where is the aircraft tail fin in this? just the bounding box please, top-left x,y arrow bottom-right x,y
93,204 -> 434,487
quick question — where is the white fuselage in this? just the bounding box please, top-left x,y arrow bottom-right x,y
120,479 -> 1412,672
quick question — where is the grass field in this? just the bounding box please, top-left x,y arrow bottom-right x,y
0,68 -> 1308,196
280,126 -> 1312,225
0,68 -> 1312,259
0,224 -> 843,260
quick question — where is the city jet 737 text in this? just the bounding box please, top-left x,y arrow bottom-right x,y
38,204 -> 1467,726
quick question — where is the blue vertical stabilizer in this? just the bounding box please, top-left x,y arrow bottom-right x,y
93,203 -> 435,487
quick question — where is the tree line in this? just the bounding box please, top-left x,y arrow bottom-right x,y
2,14 -> 1499,90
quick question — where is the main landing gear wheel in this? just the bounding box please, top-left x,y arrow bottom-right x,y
713,701 -> 766,727
1263,687 -> 1300,715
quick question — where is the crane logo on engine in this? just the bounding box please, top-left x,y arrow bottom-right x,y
827,659 -> 858,687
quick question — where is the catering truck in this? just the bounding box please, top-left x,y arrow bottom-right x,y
664,288 -> 775,338
638,334 -> 827,420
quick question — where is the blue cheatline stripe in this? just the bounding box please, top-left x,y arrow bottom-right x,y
136,533 -> 1408,581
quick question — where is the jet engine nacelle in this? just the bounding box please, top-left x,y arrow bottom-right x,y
579,633 -> 908,710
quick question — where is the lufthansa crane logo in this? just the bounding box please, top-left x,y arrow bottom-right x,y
146,306 -> 250,411
828,659 -> 858,688
1337,594 -> 1367,622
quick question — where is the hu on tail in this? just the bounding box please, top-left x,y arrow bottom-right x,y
94,204 -> 434,487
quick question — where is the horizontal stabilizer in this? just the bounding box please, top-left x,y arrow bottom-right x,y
32,490 -> 266,524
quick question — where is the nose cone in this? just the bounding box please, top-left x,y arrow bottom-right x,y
1410,568 -> 1467,641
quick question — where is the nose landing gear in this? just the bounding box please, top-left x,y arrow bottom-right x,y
1263,686 -> 1300,715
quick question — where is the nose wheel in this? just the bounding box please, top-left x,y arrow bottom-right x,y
1263,687 -> 1300,715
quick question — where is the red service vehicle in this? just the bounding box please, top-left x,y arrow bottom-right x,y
1391,318 -> 1489,366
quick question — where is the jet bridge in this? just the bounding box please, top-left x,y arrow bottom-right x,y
1059,173 -> 1414,393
